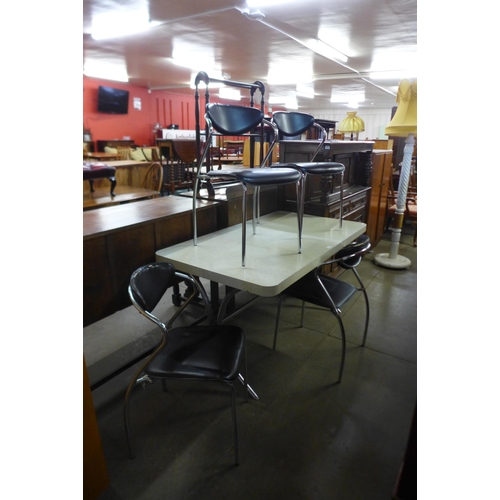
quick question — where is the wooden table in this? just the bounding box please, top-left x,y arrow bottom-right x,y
84,152 -> 119,161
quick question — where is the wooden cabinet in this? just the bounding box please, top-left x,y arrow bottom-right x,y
277,140 -> 374,223
366,149 -> 393,246
96,139 -> 135,152
83,197 -> 219,326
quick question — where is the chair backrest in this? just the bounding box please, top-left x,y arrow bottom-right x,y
334,234 -> 371,269
142,162 -> 163,191
206,103 -> 264,135
202,103 -> 278,168
129,262 -> 215,328
130,262 -> 176,313
272,112 -> 315,137
272,111 -> 326,161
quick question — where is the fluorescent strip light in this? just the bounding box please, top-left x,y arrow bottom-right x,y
91,12 -> 160,40
296,83 -> 314,98
219,87 -> 241,100
330,92 -> 365,104
269,95 -> 287,104
83,61 -> 129,82
247,0 -> 296,7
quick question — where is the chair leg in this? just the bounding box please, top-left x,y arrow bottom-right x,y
352,268 -> 370,346
193,176 -> 201,246
228,383 -> 239,466
242,347 -> 248,403
273,296 -> 283,350
297,177 -> 304,254
123,377 -> 137,459
338,171 -> 344,229
334,313 -> 347,384
241,184 -> 248,267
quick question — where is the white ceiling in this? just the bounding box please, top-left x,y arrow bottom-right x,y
83,0 -> 417,111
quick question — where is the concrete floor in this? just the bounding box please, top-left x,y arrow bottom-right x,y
85,227 -> 417,500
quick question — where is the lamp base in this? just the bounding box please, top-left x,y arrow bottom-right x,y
374,252 -> 411,269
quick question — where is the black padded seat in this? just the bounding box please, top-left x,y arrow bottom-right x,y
208,166 -> 301,185
145,325 -> 245,381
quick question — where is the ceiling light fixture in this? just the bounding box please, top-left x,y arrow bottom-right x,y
91,12 -> 160,40
295,83 -> 315,98
83,60 -> 129,82
246,0 -> 298,7
219,87 -> 241,100
269,95 -> 287,104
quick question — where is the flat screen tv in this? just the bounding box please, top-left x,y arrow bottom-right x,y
97,86 -> 129,114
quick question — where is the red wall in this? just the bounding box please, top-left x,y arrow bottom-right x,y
83,76 -> 200,147
83,76 -> 280,148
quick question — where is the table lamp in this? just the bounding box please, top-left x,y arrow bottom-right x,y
338,112 -> 365,140
374,79 -> 417,269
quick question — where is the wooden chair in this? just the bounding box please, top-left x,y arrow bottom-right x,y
142,162 -> 163,192
162,140 -> 197,195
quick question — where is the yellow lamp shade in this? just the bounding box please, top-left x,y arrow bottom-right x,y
385,79 -> 417,137
338,111 -> 365,133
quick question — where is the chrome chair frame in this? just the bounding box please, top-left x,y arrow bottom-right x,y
273,235 -> 371,383
124,263 -> 248,465
271,112 -> 346,253
192,103 -> 301,267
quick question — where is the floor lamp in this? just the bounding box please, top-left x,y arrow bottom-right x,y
374,79 -> 417,269
338,111 -> 365,140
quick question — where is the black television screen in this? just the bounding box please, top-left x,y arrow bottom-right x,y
97,86 -> 129,114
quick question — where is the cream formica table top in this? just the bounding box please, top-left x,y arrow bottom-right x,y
156,211 -> 366,297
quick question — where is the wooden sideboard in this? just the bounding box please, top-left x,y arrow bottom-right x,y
96,139 -> 135,152
83,196 -> 219,326
277,140 -> 374,224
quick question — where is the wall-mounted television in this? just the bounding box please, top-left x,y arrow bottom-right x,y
97,86 -> 129,114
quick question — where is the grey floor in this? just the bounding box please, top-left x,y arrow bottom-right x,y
85,227 -> 417,500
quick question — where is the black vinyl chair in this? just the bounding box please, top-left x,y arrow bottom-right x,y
271,111 -> 346,253
124,262 -> 248,465
193,103 -> 302,267
273,234 -> 371,383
